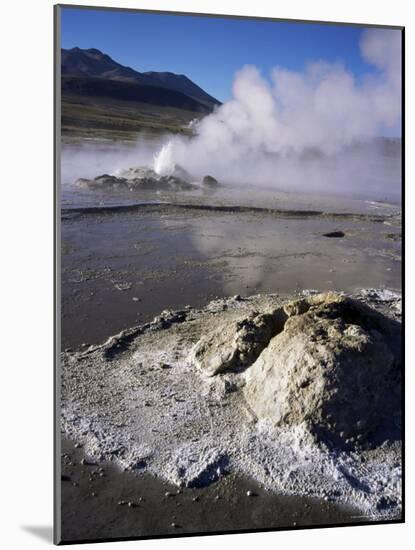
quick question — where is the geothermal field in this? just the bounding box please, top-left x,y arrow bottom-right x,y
59,134 -> 402,541
58,25 -> 402,543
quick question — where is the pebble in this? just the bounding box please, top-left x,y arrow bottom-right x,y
165,491 -> 173,498
246,490 -> 254,497
118,500 -> 127,506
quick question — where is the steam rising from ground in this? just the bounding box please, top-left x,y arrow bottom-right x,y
61,139 -> 161,184
61,29 -> 401,203
153,29 -> 401,201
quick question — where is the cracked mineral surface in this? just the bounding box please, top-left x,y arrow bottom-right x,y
61,289 -> 402,520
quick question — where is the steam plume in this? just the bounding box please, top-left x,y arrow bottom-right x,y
153,29 -> 401,201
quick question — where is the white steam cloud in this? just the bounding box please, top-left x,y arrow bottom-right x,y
153,29 -> 401,201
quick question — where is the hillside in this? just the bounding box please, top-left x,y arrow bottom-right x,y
61,47 -> 221,140
62,75 -> 211,114
61,47 -> 220,109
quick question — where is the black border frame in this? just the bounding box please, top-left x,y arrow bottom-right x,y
53,3 -> 405,545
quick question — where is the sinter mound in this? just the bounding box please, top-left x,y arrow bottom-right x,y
76,165 -> 220,192
76,166 -> 197,192
191,292 -> 401,449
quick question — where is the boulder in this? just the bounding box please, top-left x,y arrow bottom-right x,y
189,309 -> 286,376
323,231 -> 345,238
243,293 -> 401,448
202,175 -> 219,187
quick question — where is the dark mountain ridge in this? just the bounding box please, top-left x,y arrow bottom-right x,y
62,75 -> 211,114
61,47 -> 220,109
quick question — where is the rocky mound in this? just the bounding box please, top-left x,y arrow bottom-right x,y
76,165 -> 220,192
245,293 -> 401,449
202,175 -> 219,187
61,290 -> 402,518
76,166 -> 197,192
191,292 -> 401,449
189,308 -> 286,376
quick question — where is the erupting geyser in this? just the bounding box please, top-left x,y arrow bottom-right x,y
148,28 -> 401,202
153,142 -> 175,177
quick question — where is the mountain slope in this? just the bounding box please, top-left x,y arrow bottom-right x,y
62,75 -> 211,113
61,47 -> 220,109
61,47 -> 145,82
142,71 -> 220,109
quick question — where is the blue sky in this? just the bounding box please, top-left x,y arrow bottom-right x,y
61,6 -> 389,102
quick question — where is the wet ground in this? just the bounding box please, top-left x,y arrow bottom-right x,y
58,150 -> 402,542
61,199 -> 400,350
59,438 -> 368,543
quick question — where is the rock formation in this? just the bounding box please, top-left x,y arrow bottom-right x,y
202,175 -> 219,187
190,292 -> 401,448
189,308 -> 286,376
245,293 -> 401,448
76,165 -> 197,191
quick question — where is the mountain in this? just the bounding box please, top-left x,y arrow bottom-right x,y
61,47 -> 220,109
140,71 -> 220,110
62,75 -> 212,114
61,47 -> 146,82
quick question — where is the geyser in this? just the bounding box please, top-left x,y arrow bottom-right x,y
151,28 -> 401,201
154,142 -> 175,176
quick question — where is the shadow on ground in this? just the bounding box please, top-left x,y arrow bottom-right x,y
21,525 -> 53,543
